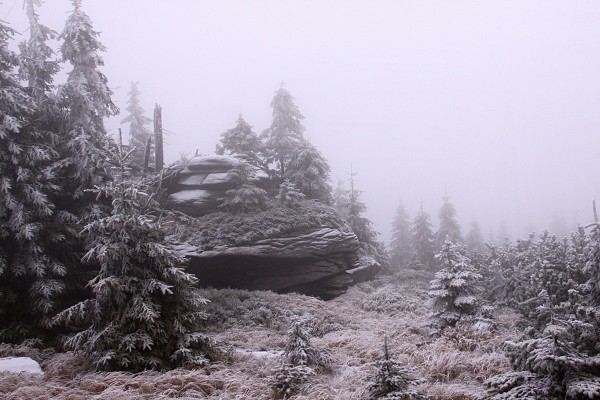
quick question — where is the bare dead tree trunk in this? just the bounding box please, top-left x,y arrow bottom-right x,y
154,104 -> 163,171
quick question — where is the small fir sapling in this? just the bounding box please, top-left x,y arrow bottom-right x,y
366,337 -> 428,400
435,195 -> 463,252
277,179 -> 305,208
428,241 -> 482,331
219,164 -> 269,213
52,136 -> 216,372
271,319 -> 331,398
410,207 -> 436,271
389,200 -> 414,269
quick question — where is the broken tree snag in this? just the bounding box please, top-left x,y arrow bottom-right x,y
154,104 -> 164,171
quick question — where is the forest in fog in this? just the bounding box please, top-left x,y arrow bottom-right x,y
1,1 -> 600,399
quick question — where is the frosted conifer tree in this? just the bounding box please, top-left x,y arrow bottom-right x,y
217,114 -> 269,175
389,200 -> 414,269
121,81 -> 153,170
52,139 -> 215,371
284,142 -> 332,202
0,17 -> 69,341
262,84 -> 305,179
18,0 -> 59,105
345,168 -> 390,270
465,220 -> 486,253
435,195 -> 463,251
332,179 -> 349,220
410,206 -> 436,270
219,164 -> 269,213
278,180 -> 305,208
271,319 -> 330,398
428,241 -> 482,330
367,337 -> 427,400
58,0 -> 118,197
347,168 -> 375,244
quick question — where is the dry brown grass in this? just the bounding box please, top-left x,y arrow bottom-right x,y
0,269 -> 518,399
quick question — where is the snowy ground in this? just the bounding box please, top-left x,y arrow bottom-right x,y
0,269 -> 519,399
0,357 -> 42,375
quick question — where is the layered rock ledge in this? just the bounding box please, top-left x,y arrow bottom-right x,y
165,155 -> 380,298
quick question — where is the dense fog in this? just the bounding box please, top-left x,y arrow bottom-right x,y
5,0 -> 600,242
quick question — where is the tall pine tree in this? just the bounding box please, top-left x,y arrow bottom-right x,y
262,84 -> 305,180
411,206 -> 436,270
435,195 -> 462,251
58,0 -> 118,197
465,220 -> 486,253
0,16 -> 67,341
121,81 -> 153,171
389,200 -> 413,269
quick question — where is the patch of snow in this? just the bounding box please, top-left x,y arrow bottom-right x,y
188,155 -> 241,171
202,172 -> 232,185
168,189 -> 212,203
178,173 -> 209,186
235,349 -> 282,360
0,357 -> 43,375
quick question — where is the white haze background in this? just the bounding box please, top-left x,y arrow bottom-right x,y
4,0 -> 600,243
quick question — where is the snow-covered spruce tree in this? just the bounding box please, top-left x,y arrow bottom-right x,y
271,319 -> 330,398
284,141 -> 332,203
346,168 -> 390,270
18,0 -> 60,105
410,207 -> 436,270
52,140 -> 215,371
57,0 -> 118,198
367,337 -> 428,400
389,200 -> 414,269
465,220 -> 485,254
121,81 -> 153,171
217,114 -> 269,176
277,179 -> 305,208
332,179 -> 350,220
428,241 -> 482,330
435,195 -> 462,252
0,17 -> 69,342
262,84 -> 306,180
219,163 -> 269,213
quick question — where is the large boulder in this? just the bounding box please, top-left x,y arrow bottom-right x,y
164,155 -> 381,298
169,201 -> 380,299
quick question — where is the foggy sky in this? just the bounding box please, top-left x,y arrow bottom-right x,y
5,0 -> 600,244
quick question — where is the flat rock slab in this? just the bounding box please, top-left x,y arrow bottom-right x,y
0,357 -> 43,375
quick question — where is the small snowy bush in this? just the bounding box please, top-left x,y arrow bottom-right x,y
366,338 -> 428,400
428,242 -> 482,331
277,179 -> 305,208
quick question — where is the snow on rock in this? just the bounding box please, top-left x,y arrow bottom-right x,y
166,189 -> 220,216
166,155 -> 243,216
187,155 -> 241,172
0,357 -> 43,375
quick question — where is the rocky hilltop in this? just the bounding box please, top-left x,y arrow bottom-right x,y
165,155 -> 380,298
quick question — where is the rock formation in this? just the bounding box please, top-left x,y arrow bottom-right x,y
165,155 -> 381,299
